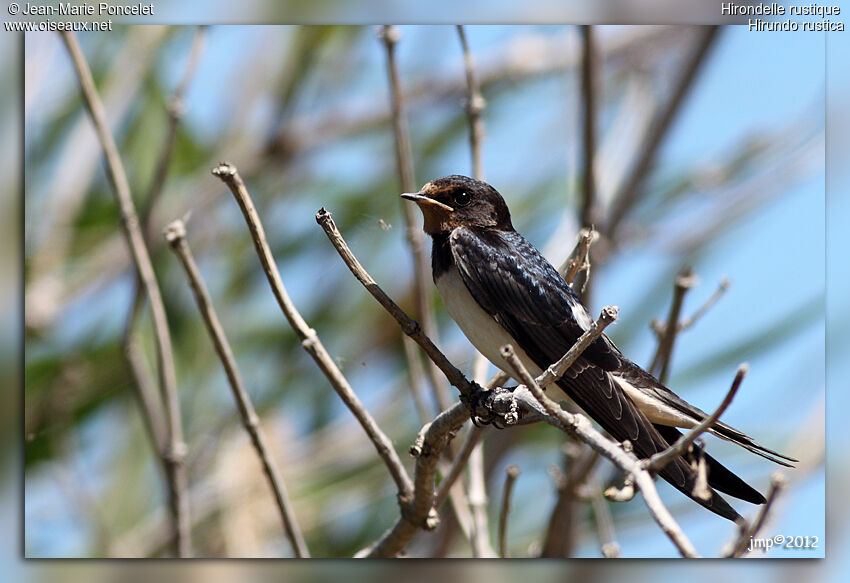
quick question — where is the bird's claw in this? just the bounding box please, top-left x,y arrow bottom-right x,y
462,383 -> 516,428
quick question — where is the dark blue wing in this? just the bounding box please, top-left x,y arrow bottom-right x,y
449,226 -> 743,520
448,227 -> 622,371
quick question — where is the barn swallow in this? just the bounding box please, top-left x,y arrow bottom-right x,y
402,175 -> 796,521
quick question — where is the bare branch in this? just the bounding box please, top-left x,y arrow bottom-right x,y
432,372 -> 508,509
498,465 -> 520,558
123,338 -> 167,454
580,25 -> 599,230
212,163 -> 412,500
724,473 -> 788,557
142,26 -> 207,232
467,442 -> 496,557
604,474 -> 636,502
500,345 -> 699,558
559,228 -> 598,287
164,220 -> 309,558
125,26 -> 207,342
646,363 -> 747,473
540,446 -> 598,557
434,426 -> 485,509
362,403 -> 470,557
586,480 -> 621,558
457,25 -> 486,180
649,266 -> 697,383
679,277 -> 731,332
402,339 -> 433,424
378,25 -> 451,413
316,208 -> 475,396
607,26 -> 720,238
60,31 -> 190,557
535,306 -> 619,389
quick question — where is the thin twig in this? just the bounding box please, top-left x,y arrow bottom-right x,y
432,372 -> 508,508
646,363 -> 747,473
724,473 -> 788,557
679,277 -> 731,332
651,276 -> 731,337
649,267 -> 697,383
498,465 -> 520,558
540,446 -> 598,557
163,220 -> 309,558
466,441 -> 496,557
60,31 -> 191,557
316,208 -> 474,396
587,479 -> 620,558
142,26 -> 206,235
604,474 -> 636,502
125,26 -> 207,341
500,345 -> 699,558
607,26 -> 720,238
559,228 -> 598,287
457,25 -> 486,181
212,163 -> 413,500
434,426 -> 485,508
535,306 -> 619,389
402,339 -> 433,424
124,338 -> 167,454
379,25 -> 451,413
579,25 -> 598,231
362,402 -> 470,557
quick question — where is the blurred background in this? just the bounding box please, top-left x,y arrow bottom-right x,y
22,24 -> 826,559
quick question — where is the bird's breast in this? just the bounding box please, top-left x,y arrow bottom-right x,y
435,265 -> 543,380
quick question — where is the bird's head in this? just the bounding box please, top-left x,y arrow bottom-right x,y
401,175 -> 513,236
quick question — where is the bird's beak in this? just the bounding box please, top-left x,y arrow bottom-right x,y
400,192 -> 454,212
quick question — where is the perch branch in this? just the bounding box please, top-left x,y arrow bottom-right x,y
60,31 -> 190,557
432,372 -> 508,508
164,219 -> 309,558
212,163 -> 412,500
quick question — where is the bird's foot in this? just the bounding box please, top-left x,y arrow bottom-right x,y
461,384 -> 519,428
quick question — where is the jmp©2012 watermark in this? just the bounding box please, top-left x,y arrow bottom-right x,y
748,534 -> 819,552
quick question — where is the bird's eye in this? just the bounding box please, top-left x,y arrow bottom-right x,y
453,191 -> 471,207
